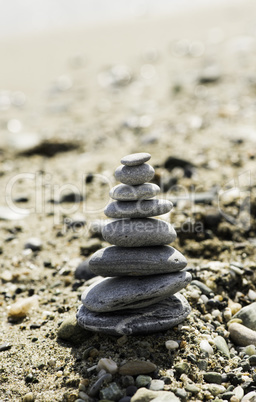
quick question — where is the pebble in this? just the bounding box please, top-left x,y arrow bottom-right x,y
104,199 -> 172,219
199,340 -> 214,355
233,303 -> 256,331
165,340 -> 179,351
149,379 -> 165,391
233,385 -> 244,400
190,280 -> 214,296
126,385 -> 137,396
241,391 -> 256,401
24,237 -> 42,251
88,373 -> 112,397
121,376 -> 135,387
8,295 -> 38,319
184,383 -> 200,394
119,361 -> 156,376
135,375 -> 152,388
74,259 -> 96,280
244,345 -> 256,356
131,388 -> 180,402
205,384 -> 226,396
22,393 -> 35,402
99,382 -> 123,401
213,335 -> 230,358
102,218 -> 177,247
110,183 -> 160,201
203,372 -> 222,384
248,355 -> 256,366
77,293 -> 191,335
229,323 -> 256,346
0,342 -> 12,352
121,153 -> 151,166
175,388 -> 187,399
88,245 -> 187,276
174,362 -> 190,375
57,315 -> 92,344
82,271 -> 191,312
97,358 -> 118,374
115,164 -> 155,185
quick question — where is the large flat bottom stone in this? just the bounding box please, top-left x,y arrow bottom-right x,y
76,293 -> 191,336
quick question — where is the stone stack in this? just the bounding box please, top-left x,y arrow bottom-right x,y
77,153 -> 191,335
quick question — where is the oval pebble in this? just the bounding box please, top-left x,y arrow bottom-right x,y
88,373 -> 112,397
200,340 -> 213,355
119,360 -> 156,375
102,218 -> 176,247
88,245 -> 187,276
229,322 -> 256,346
121,152 -> 151,166
115,164 -> 155,185
97,358 -> 118,374
110,183 -> 160,201
165,340 -> 179,350
104,199 -> 172,219
82,271 -> 191,312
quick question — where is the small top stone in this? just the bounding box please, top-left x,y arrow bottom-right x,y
121,153 -> 151,166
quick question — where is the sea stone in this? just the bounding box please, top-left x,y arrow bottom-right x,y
229,322 -> 256,346
102,218 -> 177,247
233,302 -> 256,331
110,183 -> 160,201
82,271 -> 192,312
88,245 -> 187,276
119,361 -> 156,376
76,293 -> 191,336
131,388 -> 180,402
104,199 -> 173,219
121,152 -> 151,166
115,164 -> 155,185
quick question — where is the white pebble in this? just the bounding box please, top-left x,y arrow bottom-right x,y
212,309 -> 221,317
200,294 -> 209,304
56,371 -> 63,377
165,340 -> 179,350
149,379 -> 165,391
248,289 -> 256,301
97,358 -> 118,375
241,391 -> 256,401
244,345 -> 256,356
233,385 -> 244,400
200,340 -> 214,355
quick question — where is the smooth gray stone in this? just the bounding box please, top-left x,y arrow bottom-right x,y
121,152 -> 151,166
82,271 -> 192,312
102,218 -> 177,247
115,164 -> 155,185
77,293 -> 191,335
233,302 -> 256,331
89,245 -> 187,276
110,183 -> 160,201
104,199 -> 172,219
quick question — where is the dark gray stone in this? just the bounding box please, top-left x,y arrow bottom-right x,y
75,259 -> 96,280
104,199 -> 172,219
109,183 -> 160,201
102,218 -> 177,247
121,152 -> 151,166
82,271 -> 192,312
88,245 -> 187,277
115,164 -> 155,185
76,293 -> 191,336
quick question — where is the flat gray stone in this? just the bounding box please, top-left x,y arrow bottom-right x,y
104,199 -> 173,219
89,245 -> 187,276
110,183 -> 160,201
77,293 -> 191,335
102,218 -> 177,247
115,164 -> 155,185
82,271 -> 191,312
121,152 -> 151,166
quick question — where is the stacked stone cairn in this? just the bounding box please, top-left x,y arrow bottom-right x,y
77,153 -> 191,335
